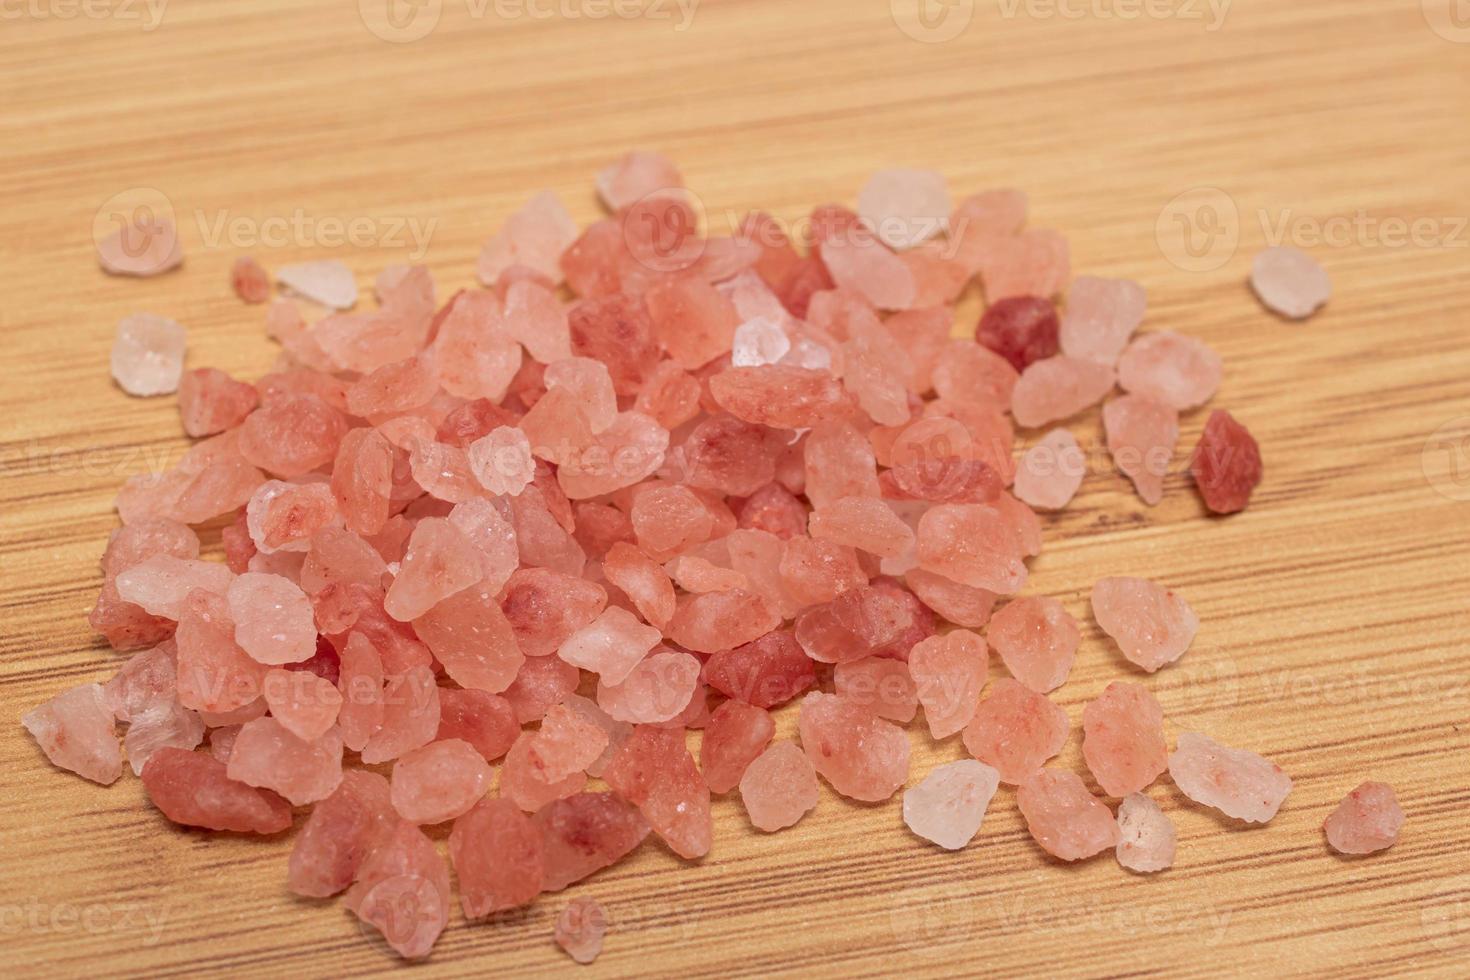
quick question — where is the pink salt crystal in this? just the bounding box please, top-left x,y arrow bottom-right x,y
680,414 -> 781,497
794,583 -> 915,664
435,688 -> 518,763
1091,576 -> 1199,673
1191,409 -> 1263,515
531,702 -> 612,781
555,608 -> 661,687
345,821 -> 450,960
904,568 -> 996,628
360,665 -> 441,765
544,358 -> 618,433
209,725 -> 240,762
346,357 -> 440,418
450,798 -> 544,917
141,748 -> 292,834
336,633 -> 385,751
178,367 -> 259,436
275,260 -> 358,310
700,700 -> 775,794
431,290 -> 523,402
903,759 -> 1001,850
114,555 -> 233,620
597,650 -> 701,724
704,630 -> 816,708
709,365 -> 853,430
908,629 -> 988,739
949,189 -> 1028,268
567,294 -> 661,396
502,278 -> 572,364
232,256 -> 270,303
779,535 -> 866,607
97,214 -> 182,277
445,498 -> 519,590
737,483 -> 808,540
1082,681 -> 1168,797
601,542 -> 676,630
556,897 -> 608,965
1013,429 -> 1085,511
915,503 -> 1028,594
466,426 -> 535,497
602,725 -> 712,859
797,692 -> 909,802
1168,732 -> 1292,823
124,694 -> 205,776
102,643 -> 176,721
289,769 -> 396,897
646,276 -> 740,370
1115,793 -> 1176,873
981,229 -> 1069,302
226,572 -> 316,665
834,657 -> 918,723
596,151 -> 683,211
555,411 -> 670,500
331,428 -> 394,536
501,567 -> 608,657
22,683 -> 122,785
739,739 -> 820,832
502,730 -> 588,811
803,421 -> 880,509
382,517 -> 482,622
390,739 -> 493,824
1011,355 -> 1116,429
238,393 -> 348,478
262,667 -> 341,741
987,596 -> 1079,693
1017,769 -> 1120,861
1117,332 -> 1222,411
808,496 -> 914,559
931,341 -> 1021,412
857,169 -> 951,250
842,318 -> 913,426
962,679 -> 1069,784
246,481 -> 339,554
534,792 -> 651,891
1324,781 -> 1403,855
300,527 -> 387,596
666,589 -> 780,654
976,297 -> 1060,373
414,583 -> 524,693
1250,245 -> 1330,320
101,518 -> 200,579
226,716 -> 343,805
1059,276 -> 1147,364
174,590 -> 267,714
111,314 -> 187,396
477,191 -> 579,287
819,236 -> 917,311
634,360 -> 702,429
265,299 -> 306,343
731,316 -> 791,367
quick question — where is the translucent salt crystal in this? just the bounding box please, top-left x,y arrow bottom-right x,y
962,678 -> 1069,784
289,770 -> 396,897
336,633 -> 385,752
96,215 -> 182,277
529,702 -> 610,782
437,688 -> 519,763
666,555 -> 747,593
226,716 -> 343,805
908,629 -> 988,739
431,290 -> 522,402
262,667 -> 341,741
703,629 -> 816,709
276,260 -> 358,310
987,596 -> 1078,693
709,365 -> 854,430
739,740 -> 819,832
1013,429 -> 1085,511
360,665 -> 440,764
477,191 -> 579,287
383,517 -> 482,622
123,698 -> 205,776
842,317 -> 913,426
501,729 -> 587,811
932,340 -> 1021,412
545,357 -> 618,433
793,584 -> 915,664
1323,781 -> 1403,855
903,759 -> 1001,850
797,691 -> 909,802
450,798 -> 544,916
114,555 -> 233,620
603,725 -> 712,859
1059,276 -> 1147,364
238,392 -> 348,479
555,897 -> 608,965
1091,576 -> 1198,672
596,650 -> 700,724
976,296 -> 1060,372
667,589 -> 780,654
833,657 -> 917,723
1103,394 -> 1179,506
1250,245 -> 1330,320
246,480 -> 339,554
331,428 -> 394,536
558,606 -> 661,685
102,642 -> 176,722
1190,409 -> 1262,514
808,495 -> 914,559
174,590 -> 267,714
1117,332 -> 1222,410
390,738 -> 493,824
1011,355 -> 1116,429
857,169 -> 951,250
731,316 -> 791,367
634,360 -> 701,430
178,367 -> 259,436
231,256 -> 270,302
141,747 -> 292,834
533,792 -> 650,891
948,189 -> 1028,269
1169,732 -> 1292,823
646,276 -> 740,370
227,572 -> 316,665
601,542 -> 675,630
466,424 -> 534,497
111,314 -> 187,396
22,683 -> 122,785
1082,681 -> 1168,797
345,821 -> 450,960
801,421 -> 878,509
595,150 -> 683,211
818,237 -> 917,311
1017,769 -> 1120,861
915,503 -> 1028,594
981,229 -> 1069,301
413,582 -> 524,694
1115,793 -> 1175,873
501,568 -> 607,657
904,568 -> 996,628
700,700 -> 775,794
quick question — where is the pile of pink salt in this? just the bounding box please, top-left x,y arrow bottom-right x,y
27,153 -> 1329,965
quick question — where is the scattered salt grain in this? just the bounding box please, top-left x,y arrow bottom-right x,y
276,260 -> 359,310
111,314 -> 187,396
1250,245 -> 1330,320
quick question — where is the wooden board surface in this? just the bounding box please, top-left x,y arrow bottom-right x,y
3,0 -> 1469,976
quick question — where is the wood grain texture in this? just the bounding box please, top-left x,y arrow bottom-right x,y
2,0 -> 1468,976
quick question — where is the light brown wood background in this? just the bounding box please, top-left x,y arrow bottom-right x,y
3,0 -> 1468,976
